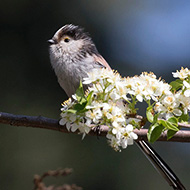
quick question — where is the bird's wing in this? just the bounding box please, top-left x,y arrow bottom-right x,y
93,54 -> 111,70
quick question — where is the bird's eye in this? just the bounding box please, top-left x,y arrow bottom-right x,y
63,36 -> 70,43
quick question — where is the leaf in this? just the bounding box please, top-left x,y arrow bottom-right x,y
157,118 -> 179,140
147,123 -> 164,143
179,113 -> 189,122
146,106 -> 154,123
170,79 -> 183,92
165,121 -> 179,131
158,119 -> 167,127
65,109 -> 77,114
86,91 -> 94,106
167,117 -> 178,126
167,130 -> 178,140
153,113 -> 159,123
158,118 -> 179,132
75,81 -> 86,104
74,103 -> 86,112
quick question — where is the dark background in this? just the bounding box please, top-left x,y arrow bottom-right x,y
0,0 -> 190,189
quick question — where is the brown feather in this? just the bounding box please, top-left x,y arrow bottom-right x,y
93,55 -> 111,70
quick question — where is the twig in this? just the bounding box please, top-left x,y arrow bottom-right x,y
0,112 -> 190,142
34,168 -> 82,190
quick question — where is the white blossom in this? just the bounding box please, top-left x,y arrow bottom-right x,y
107,124 -> 138,151
154,94 -> 182,119
183,80 -> 190,97
176,93 -> 190,114
124,72 -> 171,102
172,67 -> 190,80
83,68 -> 102,84
85,108 -> 103,124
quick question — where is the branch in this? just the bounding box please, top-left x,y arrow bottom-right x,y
34,168 -> 82,190
0,112 -> 190,142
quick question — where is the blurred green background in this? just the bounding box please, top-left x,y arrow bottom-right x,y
0,0 -> 190,189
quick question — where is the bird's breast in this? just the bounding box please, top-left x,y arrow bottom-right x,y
50,49 -> 96,96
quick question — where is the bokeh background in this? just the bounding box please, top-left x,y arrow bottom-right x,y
0,0 -> 190,189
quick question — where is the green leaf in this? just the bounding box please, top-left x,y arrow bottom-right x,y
65,109 -> 77,114
179,113 -> 189,122
167,130 -> 178,140
158,119 -> 167,127
170,79 -> 183,92
158,118 -> 179,132
86,91 -> 94,106
75,81 -> 86,104
147,123 -> 164,143
165,121 -> 179,131
146,106 -> 154,123
153,113 -> 159,123
74,103 -> 86,112
167,117 -> 178,126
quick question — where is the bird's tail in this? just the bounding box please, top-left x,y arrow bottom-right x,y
136,140 -> 186,190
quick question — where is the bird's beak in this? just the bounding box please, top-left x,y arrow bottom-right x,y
47,39 -> 57,45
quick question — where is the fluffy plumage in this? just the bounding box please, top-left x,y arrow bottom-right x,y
48,24 -> 110,97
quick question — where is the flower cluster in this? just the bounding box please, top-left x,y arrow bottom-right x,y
172,67 -> 190,98
154,67 -> 190,120
125,72 -> 171,102
60,67 -> 190,151
172,67 -> 190,80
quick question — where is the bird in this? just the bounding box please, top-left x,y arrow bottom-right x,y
48,24 -> 186,190
48,24 -> 111,97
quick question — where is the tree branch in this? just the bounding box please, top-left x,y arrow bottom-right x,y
0,112 -> 190,142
